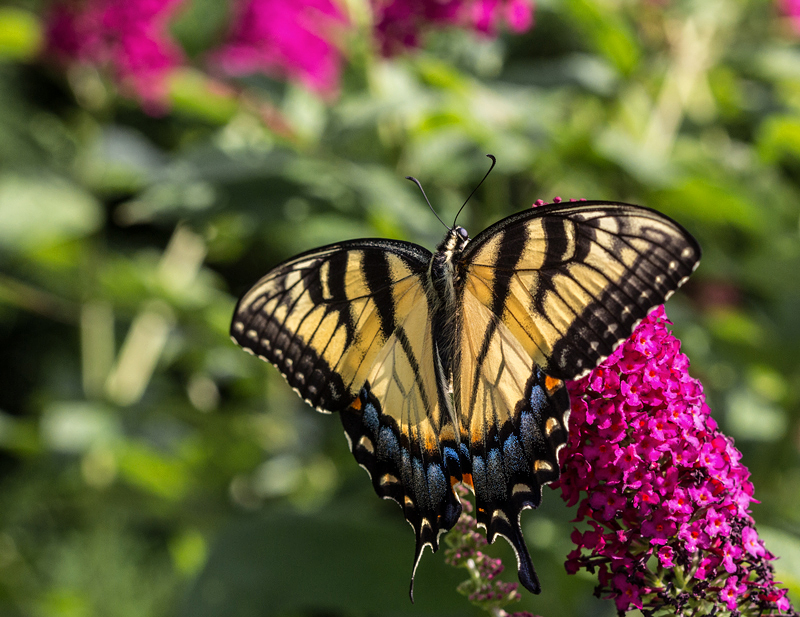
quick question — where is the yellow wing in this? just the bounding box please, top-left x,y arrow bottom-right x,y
340,288 -> 464,595
454,287 -> 570,594
231,240 -> 432,412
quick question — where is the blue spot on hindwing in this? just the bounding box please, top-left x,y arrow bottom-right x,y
529,384 -> 546,418
443,446 -> 460,476
487,448 -> 506,501
412,457 -> 429,510
401,445 -> 413,490
459,442 -> 470,465
427,463 -> 447,505
377,426 -> 400,465
362,401 -> 379,438
472,455 -> 486,498
502,434 -> 526,477
519,410 -> 544,459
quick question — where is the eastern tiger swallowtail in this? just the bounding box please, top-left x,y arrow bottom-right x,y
230,190 -> 700,598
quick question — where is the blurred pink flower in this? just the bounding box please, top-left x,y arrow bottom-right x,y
45,0 -> 186,106
557,305 -> 796,616
212,0 -> 348,96
44,0 -> 536,108
780,0 -> 800,34
373,0 -> 534,55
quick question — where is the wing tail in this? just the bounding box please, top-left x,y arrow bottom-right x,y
485,503 -> 541,594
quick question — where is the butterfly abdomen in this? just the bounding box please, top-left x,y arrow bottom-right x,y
426,249 -> 460,383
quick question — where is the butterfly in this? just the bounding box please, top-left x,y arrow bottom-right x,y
230,185 -> 700,599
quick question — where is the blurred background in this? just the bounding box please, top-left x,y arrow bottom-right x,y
1,0 -> 799,615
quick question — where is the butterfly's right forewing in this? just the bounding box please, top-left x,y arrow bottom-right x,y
461,202 -> 700,381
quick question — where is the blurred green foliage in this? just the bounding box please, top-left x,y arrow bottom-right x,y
1,1 -> 800,616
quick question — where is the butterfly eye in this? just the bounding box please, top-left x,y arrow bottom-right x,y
457,227 -> 469,239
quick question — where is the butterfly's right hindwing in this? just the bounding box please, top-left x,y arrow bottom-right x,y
453,285 -> 571,594
452,201 -> 700,593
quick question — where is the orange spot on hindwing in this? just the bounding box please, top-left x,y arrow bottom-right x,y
544,375 -> 563,395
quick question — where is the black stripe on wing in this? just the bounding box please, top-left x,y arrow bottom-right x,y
461,201 -> 701,381
545,209 -> 698,378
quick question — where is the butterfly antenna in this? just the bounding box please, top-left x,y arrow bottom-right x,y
453,154 -> 496,228
406,176 -> 450,231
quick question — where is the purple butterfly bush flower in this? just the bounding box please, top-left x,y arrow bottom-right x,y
45,0 -> 186,106
557,303 -> 796,615
373,0 -> 534,55
212,0 -> 348,96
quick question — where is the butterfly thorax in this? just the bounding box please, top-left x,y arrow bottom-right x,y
426,226 -> 470,380
428,226 -> 469,308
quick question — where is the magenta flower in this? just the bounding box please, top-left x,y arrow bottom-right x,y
212,0 -> 348,96
45,0 -> 186,106
779,0 -> 800,34
557,304 -> 796,615
44,0 -> 537,109
373,0 -> 534,55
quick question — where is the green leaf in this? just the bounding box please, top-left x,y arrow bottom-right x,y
0,174 -> 102,253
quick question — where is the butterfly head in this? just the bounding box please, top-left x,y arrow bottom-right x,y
437,225 -> 470,255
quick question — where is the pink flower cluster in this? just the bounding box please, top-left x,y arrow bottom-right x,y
44,0 -> 536,108
46,0 -> 186,105
373,0 -> 534,55
558,305 -> 796,615
212,0 -> 348,96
